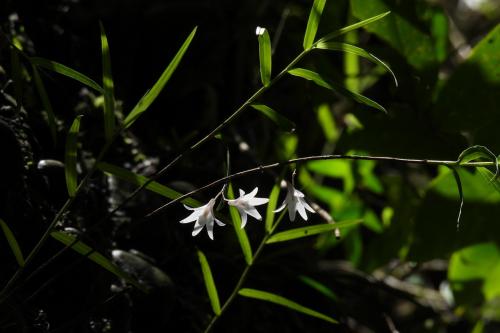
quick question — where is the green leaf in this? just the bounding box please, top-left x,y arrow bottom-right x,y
299,275 -> 338,301
123,27 -> 197,128
50,231 -> 145,291
32,65 -> 57,143
266,219 -> 362,244
10,46 -> 23,110
65,115 -> 82,197
265,183 -> 281,232
256,27 -> 272,86
478,167 -> 500,195
251,104 -> 295,132
315,41 -> 398,86
30,57 -> 103,92
238,288 -> 338,324
449,242 -> 500,281
288,68 -> 386,113
317,11 -> 391,44
100,22 -> 116,142
0,218 -> 25,267
96,162 -> 201,207
197,250 -> 221,315
303,0 -> 327,50
449,167 -> 464,230
227,183 -> 253,265
316,103 -> 338,142
457,145 -> 498,179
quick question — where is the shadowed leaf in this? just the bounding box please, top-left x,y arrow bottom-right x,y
0,218 -> 25,267
65,115 -> 82,197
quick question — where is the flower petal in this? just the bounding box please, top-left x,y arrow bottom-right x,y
215,218 -> 225,227
248,197 -> 269,206
180,211 -> 202,224
302,199 -> 315,213
239,189 -> 245,197
246,187 -> 259,198
239,210 -> 248,229
273,201 -> 286,213
183,204 -> 197,211
245,207 -> 262,220
288,198 -> 297,221
206,218 -> 214,240
297,201 -> 308,221
192,218 -> 205,236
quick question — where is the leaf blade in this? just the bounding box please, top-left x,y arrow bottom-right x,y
251,104 -> 295,132
197,250 -> 221,315
100,22 -> 116,142
256,27 -> 272,86
303,0 -> 327,50
0,218 -> 25,267
65,115 -> 82,197
32,65 -> 57,143
458,145 -> 499,179
449,167 -> 464,230
227,183 -> 253,265
265,183 -> 281,232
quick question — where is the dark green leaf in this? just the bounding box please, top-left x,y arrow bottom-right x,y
238,288 -> 338,324
449,167 -> 464,230
100,22 -> 116,142
288,68 -> 386,113
123,27 -> 197,128
266,219 -> 362,244
227,183 -> 253,265
478,167 -> 500,195
0,218 -> 25,267
251,104 -> 295,132
299,275 -> 338,301
197,250 -> 221,315
96,162 -> 201,207
256,27 -> 272,86
303,0 -> 327,50
265,183 -> 281,232
457,145 -> 498,179
30,57 -> 103,92
32,65 -> 57,143
65,115 -> 82,197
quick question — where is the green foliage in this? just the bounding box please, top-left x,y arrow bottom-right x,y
303,0 -> 327,50
100,22 -> 116,142
251,104 -> 295,132
227,183 -> 253,265
64,115 -> 82,197
197,250 -> 222,315
0,218 -> 25,267
256,27 -> 272,86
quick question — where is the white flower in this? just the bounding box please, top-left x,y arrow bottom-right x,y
180,198 -> 225,240
226,187 -> 269,228
274,182 -> 315,221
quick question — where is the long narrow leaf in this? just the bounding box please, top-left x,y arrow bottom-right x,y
238,288 -> 338,324
50,231 -> 145,291
265,183 -> 281,232
30,57 -> 103,93
32,65 -> 57,143
288,68 -> 386,113
449,167 -> 464,230
317,11 -> 391,44
197,250 -> 221,315
0,218 -> 25,267
315,41 -> 398,86
251,104 -> 295,132
96,162 -> 201,207
123,27 -> 197,128
299,275 -> 338,301
478,167 -> 500,194
458,145 -> 499,179
303,0 -> 327,50
266,219 -> 362,244
227,183 -> 253,265
256,27 -> 272,86
65,115 -> 82,197
100,22 -> 116,142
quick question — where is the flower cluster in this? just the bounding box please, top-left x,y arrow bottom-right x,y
179,183 -> 316,240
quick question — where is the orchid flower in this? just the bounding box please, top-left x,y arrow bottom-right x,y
274,182 -> 315,221
180,198 -> 224,240
226,187 -> 269,228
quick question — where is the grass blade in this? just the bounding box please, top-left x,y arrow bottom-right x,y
0,218 -> 25,267
266,219 -> 362,244
197,250 -> 221,315
50,231 -> 145,291
96,162 -> 201,207
30,57 -> 103,93
65,115 -> 82,197
251,104 -> 295,132
32,65 -> 57,143
238,288 -> 338,324
256,27 -> 272,86
100,22 -> 116,142
303,0 -> 327,50
288,68 -> 386,113
315,41 -> 398,86
265,183 -> 281,232
123,27 -> 197,128
317,11 -> 391,44
227,183 -> 253,265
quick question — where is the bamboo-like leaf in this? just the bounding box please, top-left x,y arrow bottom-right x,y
123,27 -> 197,128
317,11 -> 391,44
315,41 -> 398,86
96,162 -> 201,207
251,104 -> 295,132
303,0 -> 327,50
227,183 -> 253,265
30,57 -> 103,93
256,27 -> 272,86
299,275 -> 338,301
65,115 -> 82,197
50,231 -> 146,291
238,288 -> 338,324
478,167 -> 500,195
449,167 -> 464,230
288,68 -> 386,113
266,219 -> 362,244
0,218 -> 25,267
197,250 -> 221,315
32,65 -> 57,143
265,183 -> 281,232
100,22 -> 115,142
458,145 -> 498,179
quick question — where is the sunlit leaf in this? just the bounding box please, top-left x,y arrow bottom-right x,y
123,27 -> 197,128
303,0 -> 327,50
238,288 -> 338,324
0,218 -> 25,267
100,22 -> 116,142
32,65 -> 57,143
227,183 -> 253,265
197,250 -> 221,315
256,27 -> 272,86
251,104 -> 295,132
65,115 -> 82,197
265,183 -> 281,232
457,145 -> 498,179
